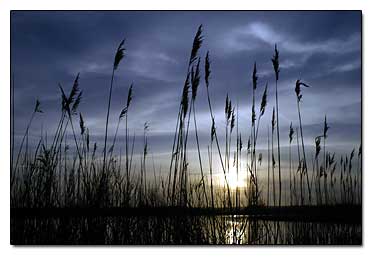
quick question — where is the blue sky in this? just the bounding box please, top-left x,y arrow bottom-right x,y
11,11 -> 361,172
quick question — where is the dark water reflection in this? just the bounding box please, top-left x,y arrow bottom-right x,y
11,215 -> 361,245
220,215 -> 361,245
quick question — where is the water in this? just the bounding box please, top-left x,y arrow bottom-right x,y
220,215 -> 361,245
11,215 -> 361,245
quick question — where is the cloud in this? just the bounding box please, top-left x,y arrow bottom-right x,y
222,21 -> 360,55
11,11 -> 361,161
329,59 -> 361,73
244,22 -> 283,43
126,50 -> 180,82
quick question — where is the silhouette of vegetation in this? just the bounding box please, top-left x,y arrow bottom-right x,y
11,25 -> 361,245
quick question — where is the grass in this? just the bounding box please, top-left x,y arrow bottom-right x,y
271,45 -> 282,207
10,25 -> 362,245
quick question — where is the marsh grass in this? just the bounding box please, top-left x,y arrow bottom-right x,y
10,25 -> 361,245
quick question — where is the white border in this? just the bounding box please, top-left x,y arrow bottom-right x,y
0,0 -> 372,257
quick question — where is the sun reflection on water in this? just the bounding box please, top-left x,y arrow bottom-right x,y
226,216 -> 246,244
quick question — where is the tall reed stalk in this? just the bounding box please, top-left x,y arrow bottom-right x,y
295,79 -> 311,205
252,82 -> 268,205
296,127 -> 302,205
103,39 -> 125,173
250,63 -> 258,205
267,126 -> 270,206
204,51 -> 232,210
191,59 -> 209,206
323,115 -> 329,204
14,99 -> 43,172
289,123 -> 294,206
271,45 -> 282,206
271,107 -> 276,206
315,136 -> 322,205
170,25 -> 203,207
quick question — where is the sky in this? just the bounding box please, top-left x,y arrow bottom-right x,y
11,11 -> 361,177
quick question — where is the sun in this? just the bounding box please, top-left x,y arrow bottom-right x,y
219,171 -> 247,189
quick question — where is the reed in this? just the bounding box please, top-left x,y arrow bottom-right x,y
103,39 -> 126,174
271,45 -> 282,206
250,63 -> 258,205
170,25 -> 203,207
204,51 -> 232,210
10,24 -> 362,245
252,82 -> 268,205
323,115 -> 329,204
271,107 -> 276,206
289,123 -> 294,206
267,126 -> 270,206
191,58 -> 209,207
295,79 -> 311,205
315,135 -> 322,205
14,99 -> 43,173
295,127 -> 302,205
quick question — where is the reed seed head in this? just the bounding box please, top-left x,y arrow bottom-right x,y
181,73 -> 190,119
252,62 -> 258,90
189,25 -> 203,66
230,107 -> 235,133
119,107 -> 128,120
323,115 -> 329,139
271,44 -> 280,81
127,83 -> 133,108
271,107 -> 276,131
260,83 -> 268,116
251,105 -> 256,124
191,58 -> 201,101
79,112 -> 85,135
295,79 -> 310,102
204,51 -> 211,88
34,99 -> 43,113
210,120 -> 216,142
59,84 -> 68,111
315,136 -> 321,158
72,91 -> 82,115
289,122 -> 294,144
114,39 -> 126,70
86,128 -> 90,152
68,73 -> 80,105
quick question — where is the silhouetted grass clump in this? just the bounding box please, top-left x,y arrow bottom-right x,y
10,25 -> 361,245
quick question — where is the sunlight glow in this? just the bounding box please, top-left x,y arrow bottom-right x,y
219,170 -> 247,189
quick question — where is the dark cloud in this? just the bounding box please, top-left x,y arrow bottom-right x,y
11,11 -> 361,162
